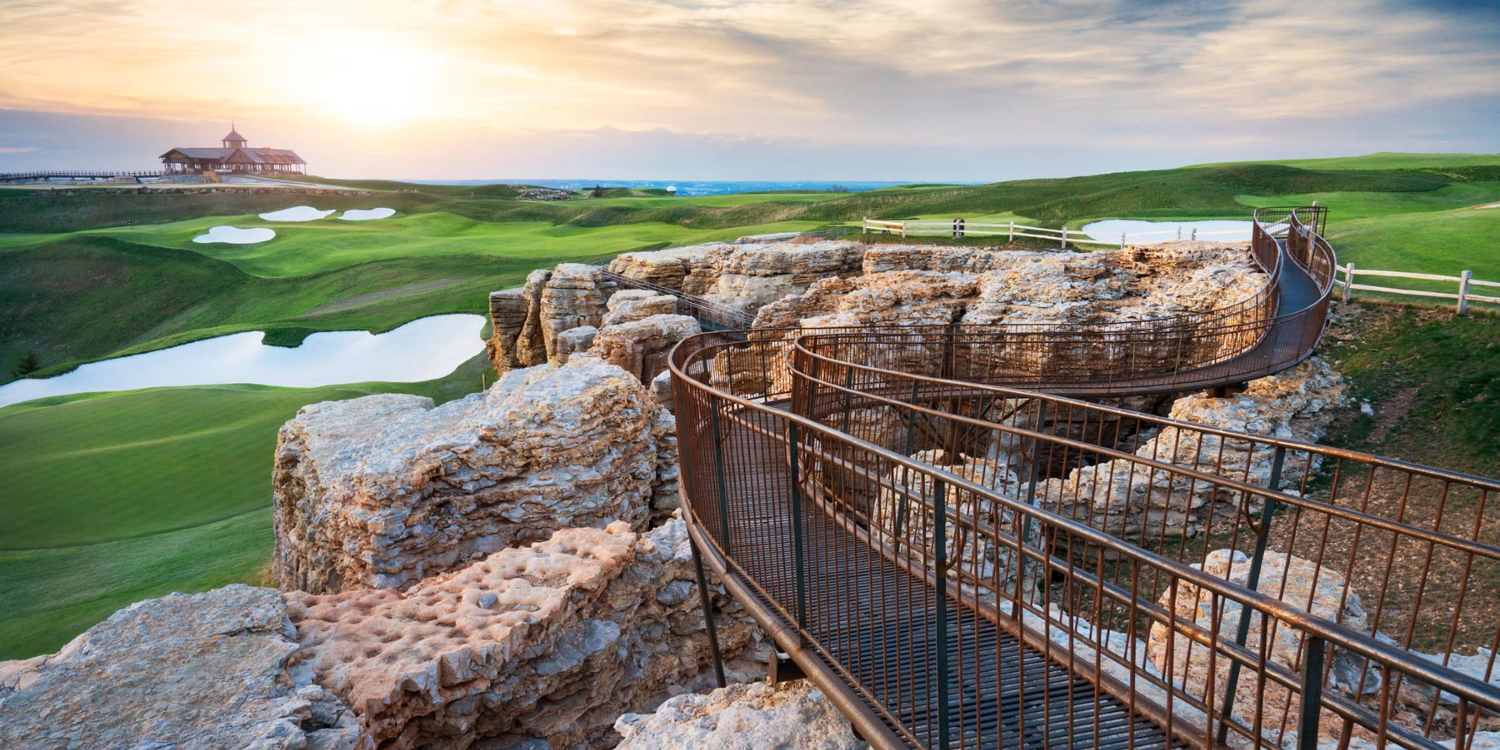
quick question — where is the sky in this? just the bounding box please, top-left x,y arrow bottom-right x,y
0,0 -> 1496,181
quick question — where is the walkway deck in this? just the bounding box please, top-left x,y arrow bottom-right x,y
707,415 -> 1183,750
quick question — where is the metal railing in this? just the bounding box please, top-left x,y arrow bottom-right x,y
672,331 -> 1500,750
0,170 -> 165,183
669,207 -> 1500,750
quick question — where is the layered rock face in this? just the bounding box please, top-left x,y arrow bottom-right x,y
608,245 -> 719,291
590,314 -> 701,384
1039,357 -> 1346,539
541,265 -> 608,365
489,265 -> 610,370
603,290 -> 679,327
695,241 -> 865,315
486,289 -> 528,370
274,355 -> 673,593
614,681 -> 866,750
288,520 -> 763,750
0,585 -> 368,750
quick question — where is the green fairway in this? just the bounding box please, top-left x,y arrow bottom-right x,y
4,154 -> 1499,659
0,352 -> 492,658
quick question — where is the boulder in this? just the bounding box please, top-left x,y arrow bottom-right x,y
0,585 -> 368,750
614,681 -> 866,750
273,356 -> 672,593
514,269 -> 552,367
603,290 -> 679,327
288,520 -> 765,750
590,314 -> 701,384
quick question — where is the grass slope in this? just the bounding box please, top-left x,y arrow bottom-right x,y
0,352 -> 492,659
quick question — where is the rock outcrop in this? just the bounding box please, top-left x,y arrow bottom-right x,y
289,520 -> 764,750
614,681 -> 866,750
590,314 -> 701,384
609,245 -> 719,291
556,325 -> 598,365
274,356 -> 673,594
541,265 -> 608,364
695,241 -> 865,315
486,289 -> 529,370
0,585 -> 368,750
1040,357 -> 1346,538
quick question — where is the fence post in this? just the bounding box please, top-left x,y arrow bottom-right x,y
1343,263 -> 1355,303
933,479 -> 952,750
1061,226 -> 1069,249
1120,232 -> 1126,249
901,220 -> 907,239
787,423 -> 808,629
1458,270 -> 1472,315
1009,220 -> 1014,242
862,217 -> 868,235
1297,636 -> 1327,750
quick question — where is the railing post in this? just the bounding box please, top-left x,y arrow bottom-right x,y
689,535 -> 728,688
1343,262 -> 1355,303
1061,225 -> 1068,249
1298,636 -> 1327,750
1458,270 -> 1472,315
788,423 -> 809,629
901,220 -> 907,239
862,217 -> 868,235
1218,444 -> 1286,744
707,394 -> 733,552
1008,220 -> 1014,242
933,479 -> 952,750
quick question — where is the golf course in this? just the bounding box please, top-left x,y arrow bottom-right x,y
2,153 -> 1498,659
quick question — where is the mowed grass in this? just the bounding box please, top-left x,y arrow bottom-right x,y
0,353 -> 493,658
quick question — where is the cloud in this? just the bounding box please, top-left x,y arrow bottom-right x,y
0,146 -> 39,153
0,0 -> 1493,175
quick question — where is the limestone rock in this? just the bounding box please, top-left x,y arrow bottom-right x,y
486,288 -> 529,370
0,585 -> 369,750
603,290 -> 679,327
541,264 -> 607,364
685,241 -> 864,315
273,355 -> 670,593
556,326 -> 598,365
1149,550 -> 1371,736
609,245 -> 718,291
590,314 -> 701,384
1041,358 -> 1346,538
614,681 -> 866,750
288,520 -> 765,750
515,270 -> 552,367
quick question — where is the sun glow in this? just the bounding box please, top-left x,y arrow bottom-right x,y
282,33 -> 440,127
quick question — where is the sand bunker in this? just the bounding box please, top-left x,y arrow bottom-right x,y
259,206 -> 335,222
192,226 -> 276,244
339,208 -> 396,221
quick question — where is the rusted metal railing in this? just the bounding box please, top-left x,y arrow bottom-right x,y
669,207 -> 1500,750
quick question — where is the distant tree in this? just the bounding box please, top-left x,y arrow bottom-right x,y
829,184 -> 850,193
11,350 -> 40,378
590,184 -> 605,198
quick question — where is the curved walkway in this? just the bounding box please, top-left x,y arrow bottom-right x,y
668,208 -> 1500,750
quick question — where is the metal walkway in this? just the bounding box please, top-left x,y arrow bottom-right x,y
669,208 -> 1500,750
712,415 -> 1182,749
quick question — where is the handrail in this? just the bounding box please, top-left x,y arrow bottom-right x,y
668,209 -> 1500,750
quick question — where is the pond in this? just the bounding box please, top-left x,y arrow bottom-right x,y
0,314 -> 487,408
1081,219 -> 1254,244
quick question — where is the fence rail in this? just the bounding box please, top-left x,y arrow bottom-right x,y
861,217 -> 1253,249
0,171 -> 165,183
1337,264 -> 1498,314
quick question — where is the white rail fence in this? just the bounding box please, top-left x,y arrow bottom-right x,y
860,217 -> 1496,314
1337,265 -> 1498,314
860,217 -> 1248,248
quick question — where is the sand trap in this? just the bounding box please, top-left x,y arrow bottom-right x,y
339,207 -> 396,221
192,226 -> 276,244
0,314 -> 487,408
259,206 -> 335,222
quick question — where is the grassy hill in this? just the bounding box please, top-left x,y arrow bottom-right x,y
2,151 -> 1497,658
